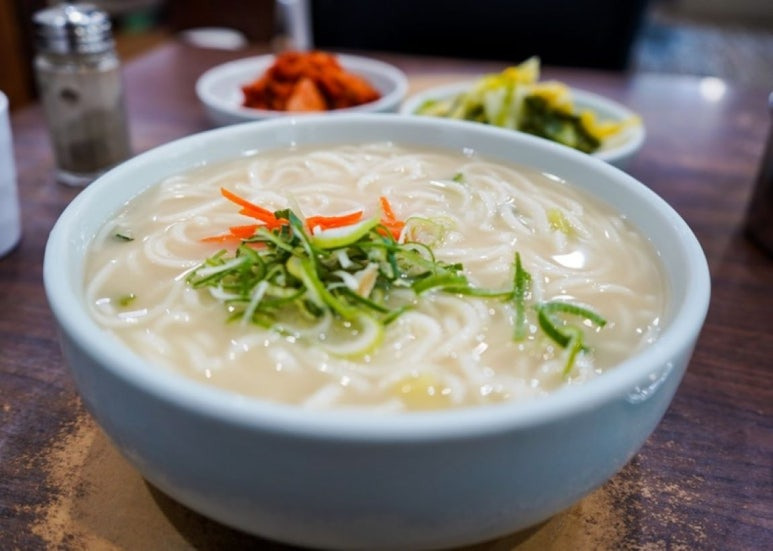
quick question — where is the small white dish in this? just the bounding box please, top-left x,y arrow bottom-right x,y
196,53 -> 409,126
179,27 -> 249,50
401,81 -> 645,169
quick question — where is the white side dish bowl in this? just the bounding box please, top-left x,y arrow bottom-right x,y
400,81 -> 646,169
196,54 -> 408,126
45,114 -> 708,550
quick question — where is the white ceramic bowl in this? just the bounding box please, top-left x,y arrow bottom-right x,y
401,81 -> 645,169
44,114 -> 708,550
196,54 -> 408,126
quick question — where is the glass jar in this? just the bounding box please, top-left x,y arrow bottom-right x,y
33,3 -> 131,186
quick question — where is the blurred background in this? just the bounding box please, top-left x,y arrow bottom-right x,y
1,0 -> 772,111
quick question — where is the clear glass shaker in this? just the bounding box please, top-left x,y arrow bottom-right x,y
33,2 -> 131,186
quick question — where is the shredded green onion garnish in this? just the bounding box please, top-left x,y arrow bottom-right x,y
512,252 -> 532,340
536,301 -> 607,375
188,208 -> 484,357
188,206 -> 607,370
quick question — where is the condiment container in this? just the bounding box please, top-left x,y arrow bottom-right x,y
274,0 -> 312,51
0,90 -> 21,257
745,92 -> 773,255
33,3 -> 131,186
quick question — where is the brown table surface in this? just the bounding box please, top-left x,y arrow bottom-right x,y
2,41 -> 771,550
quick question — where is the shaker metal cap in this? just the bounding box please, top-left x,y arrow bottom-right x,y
33,3 -> 114,55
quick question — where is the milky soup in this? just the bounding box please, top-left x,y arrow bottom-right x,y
84,142 -> 667,412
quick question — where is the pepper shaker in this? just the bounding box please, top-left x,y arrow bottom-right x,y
33,2 -> 131,186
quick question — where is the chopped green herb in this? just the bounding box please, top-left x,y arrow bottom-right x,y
452,172 -> 465,183
537,301 -> 607,375
512,252 -> 532,340
114,232 -> 134,242
547,208 -> 573,235
401,217 -> 450,247
188,207 -> 490,357
118,293 -> 137,307
189,201 -> 608,366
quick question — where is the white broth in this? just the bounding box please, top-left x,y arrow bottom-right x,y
85,142 -> 667,411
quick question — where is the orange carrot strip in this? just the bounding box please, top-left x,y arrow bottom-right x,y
221,188 -> 279,224
201,224 -> 258,243
211,193 -> 399,241
379,196 -> 397,221
237,207 -> 289,229
378,196 -> 404,239
229,224 -> 260,238
306,210 -> 363,230
201,233 -> 266,248
201,233 -> 242,244
381,220 -> 405,240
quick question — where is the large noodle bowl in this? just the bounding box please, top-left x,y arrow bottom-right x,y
85,142 -> 666,412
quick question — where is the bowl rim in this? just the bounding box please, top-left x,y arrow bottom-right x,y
196,53 -> 409,122
399,80 -> 645,165
44,113 -> 708,443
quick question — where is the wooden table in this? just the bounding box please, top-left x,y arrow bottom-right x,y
2,41 -> 771,549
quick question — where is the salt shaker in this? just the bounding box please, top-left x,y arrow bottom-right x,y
275,0 -> 313,51
745,92 -> 773,256
0,90 -> 21,257
33,3 -> 131,186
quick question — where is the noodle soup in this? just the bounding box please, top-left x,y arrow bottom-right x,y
85,142 -> 666,411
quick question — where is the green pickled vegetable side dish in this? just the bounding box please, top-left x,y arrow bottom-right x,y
414,57 -> 640,154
